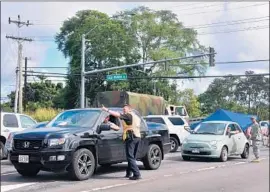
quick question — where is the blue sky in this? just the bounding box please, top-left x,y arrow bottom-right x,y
1,2 -> 269,102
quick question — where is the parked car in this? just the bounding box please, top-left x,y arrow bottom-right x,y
260,121 -> 269,136
144,115 -> 190,152
9,108 -> 171,180
181,121 -> 250,162
0,112 -> 37,159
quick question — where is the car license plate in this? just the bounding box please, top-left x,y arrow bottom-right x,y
192,149 -> 200,153
18,155 -> 29,163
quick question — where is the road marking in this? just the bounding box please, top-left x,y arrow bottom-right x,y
196,166 -> 216,171
1,172 -> 17,176
1,183 -> 36,192
164,174 -> 173,177
234,162 -> 247,165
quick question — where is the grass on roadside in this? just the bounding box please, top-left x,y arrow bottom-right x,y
26,108 -> 62,122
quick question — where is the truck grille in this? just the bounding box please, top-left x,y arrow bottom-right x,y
14,139 -> 43,150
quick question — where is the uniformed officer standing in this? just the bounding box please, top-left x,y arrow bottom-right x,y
102,104 -> 142,180
248,116 -> 262,162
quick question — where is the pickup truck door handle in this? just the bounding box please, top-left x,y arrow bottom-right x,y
3,129 -> 10,132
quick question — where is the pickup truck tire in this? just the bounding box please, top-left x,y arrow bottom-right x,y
170,137 -> 179,152
142,144 -> 162,170
16,166 -> 40,177
69,148 -> 96,181
0,141 -> 5,160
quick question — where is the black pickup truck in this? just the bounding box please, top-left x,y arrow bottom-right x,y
9,108 -> 171,180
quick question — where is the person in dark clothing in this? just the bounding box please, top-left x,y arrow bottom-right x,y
102,104 -> 142,180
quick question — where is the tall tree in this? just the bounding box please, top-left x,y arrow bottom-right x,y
55,7 -> 208,108
178,89 -> 201,117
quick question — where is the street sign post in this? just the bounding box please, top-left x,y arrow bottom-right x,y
106,74 -> 127,81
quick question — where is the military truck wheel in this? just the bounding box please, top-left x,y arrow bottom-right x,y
143,144 -> 162,170
241,144 -> 249,159
16,166 -> 40,177
0,141 -> 5,160
170,137 -> 179,152
69,148 -> 96,181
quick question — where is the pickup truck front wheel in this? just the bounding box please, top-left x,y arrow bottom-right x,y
143,144 -> 162,170
69,148 -> 96,181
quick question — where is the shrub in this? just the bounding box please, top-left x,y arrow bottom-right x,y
26,108 -> 62,122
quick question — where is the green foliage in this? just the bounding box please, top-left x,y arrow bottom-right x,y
178,89 -> 202,117
199,71 -> 269,120
7,80 -> 64,111
55,6 -> 207,108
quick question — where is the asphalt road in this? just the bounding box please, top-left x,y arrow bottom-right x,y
1,148 -> 269,192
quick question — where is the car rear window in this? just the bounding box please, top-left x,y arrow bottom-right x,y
168,117 -> 185,125
144,117 -> 165,124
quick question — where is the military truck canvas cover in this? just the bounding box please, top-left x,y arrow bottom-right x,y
95,91 -> 166,116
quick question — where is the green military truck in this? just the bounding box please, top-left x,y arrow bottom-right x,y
94,91 -> 189,119
94,91 -> 167,116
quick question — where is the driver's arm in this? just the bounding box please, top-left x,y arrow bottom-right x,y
108,122 -> 120,131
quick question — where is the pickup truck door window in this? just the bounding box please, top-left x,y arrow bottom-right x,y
20,115 -> 36,129
97,115 -> 125,163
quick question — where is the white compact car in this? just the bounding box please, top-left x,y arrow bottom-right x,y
0,112 -> 37,159
144,115 -> 190,152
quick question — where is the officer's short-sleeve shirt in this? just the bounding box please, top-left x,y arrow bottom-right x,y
120,113 -> 132,125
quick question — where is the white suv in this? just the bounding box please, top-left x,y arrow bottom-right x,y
144,115 -> 190,152
0,112 -> 37,159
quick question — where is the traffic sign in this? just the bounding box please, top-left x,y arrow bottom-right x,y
106,74 -> 127,81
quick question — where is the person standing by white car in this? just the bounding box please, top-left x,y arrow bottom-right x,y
247,117 -> 262,162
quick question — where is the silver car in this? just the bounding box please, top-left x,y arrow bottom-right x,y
181,121 -> 250,162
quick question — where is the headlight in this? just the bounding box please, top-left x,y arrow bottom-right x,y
48,138 -> 66,146
209,140 -> 217,146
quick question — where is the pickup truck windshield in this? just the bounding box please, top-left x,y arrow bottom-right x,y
194,122 -> 226,135
49,110 -> 101,128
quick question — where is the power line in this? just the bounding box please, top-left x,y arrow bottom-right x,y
177,2 -> 268,16
198,25 -> 269,35
27,66 -> 68,69
186,16 -> 269,28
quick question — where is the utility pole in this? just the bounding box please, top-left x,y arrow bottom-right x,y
24,57 -> 31,111
6,15 -> 33,113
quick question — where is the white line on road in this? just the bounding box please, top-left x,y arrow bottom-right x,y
196,166 -> 216,171
1,183 -> 36,192
1,172 -> 17,176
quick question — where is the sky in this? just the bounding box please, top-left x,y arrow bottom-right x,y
1,2 -> 269,102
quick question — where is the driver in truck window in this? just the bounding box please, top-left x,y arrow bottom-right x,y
102,104 -> 142,180
103,116 -> 120,131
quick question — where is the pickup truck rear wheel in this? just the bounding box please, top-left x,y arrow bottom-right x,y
16,166 -> 40,177
69,148 -> 96,181
143,144 -> 162,170
170,137 -> 179,152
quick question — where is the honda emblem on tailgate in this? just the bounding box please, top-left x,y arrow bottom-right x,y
23,141 -> 30,148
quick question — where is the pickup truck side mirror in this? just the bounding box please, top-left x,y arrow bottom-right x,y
96,124 -> 111,134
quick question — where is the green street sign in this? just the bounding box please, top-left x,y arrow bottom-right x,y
106,74 -> 127,81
